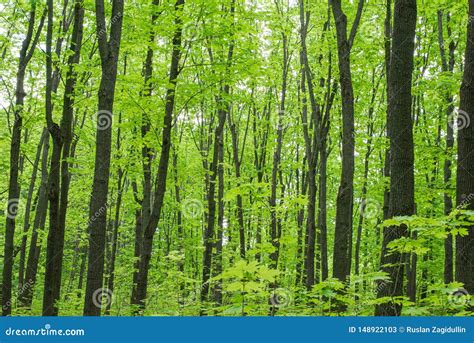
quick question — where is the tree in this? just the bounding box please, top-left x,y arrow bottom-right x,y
330,0 -> 363,301
133,0 -> 185,310
376,0 -> 417,316
455,0 -> 474,298
83,0 -> 124,316
2,2 -> 45,316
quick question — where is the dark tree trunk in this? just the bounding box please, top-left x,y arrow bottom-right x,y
437,10 -> 456,285
18,129 -> 47,292
382,0 -> 392,222
134,0 -> 184,310
201,1 -> 235,304
105,113 -> 125,315
18,130 -> 50,308
130,0 -> 159,307
172,130 -> 185,305
455,0 -> 474,297
43,0 -> 84,315
212,126 -> 225,305
251,100 -> 269,263
376,0 -> 417,316
355,71 -> 377,277
84,0 -> 124,316
269,21 -> 288,272
229,108 -> 249,259
2,2 -> 45,316
298,1 -> 318,288
330,0 -> 363,295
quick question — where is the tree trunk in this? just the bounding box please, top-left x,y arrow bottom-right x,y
18,130 -> 50,308
330,0 -> 363,294
455,0 -> 474,297
18,129 -> 46,292
2,3 -> 45,315
201,1 -> 235,304
437,10 -> 456,285
376,0 -> 417,316
43,0 -> 84,315
83,0 -> 124,316
134,0 -> 184,310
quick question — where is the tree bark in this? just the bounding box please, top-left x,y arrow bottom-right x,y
18,129 -> 46,292
18,130 -> 50,309
83,0 -> 124,316
134,0 -> 184,310
2,3 -> 45,316
437,10 -> 456,285
376,0 -> 417,316
330,0 -> 363,307
455,0 -> 474,297
201,1 -> 235,304
43,0 -> 84,316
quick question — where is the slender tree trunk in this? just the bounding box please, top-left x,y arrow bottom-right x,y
130,0 -> 159,306
437,10 -> 456,285
18,129 -> 46,292
43,0 -> 84,315
269,27 -> 288,272
2,3 -> 45,316
84,0 -> 124,316
134,0 -> 184,310
18,130 -> 50,308
355,71 -> 377,277
382,0 -> 392,223
229,111 -> 247,259
330,0 -> 363,296
212,127 -> 225,305
299,29 -> 318,286
376,0 -> 417,316
201,1 -> 235,304
105,113 -> 124,315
